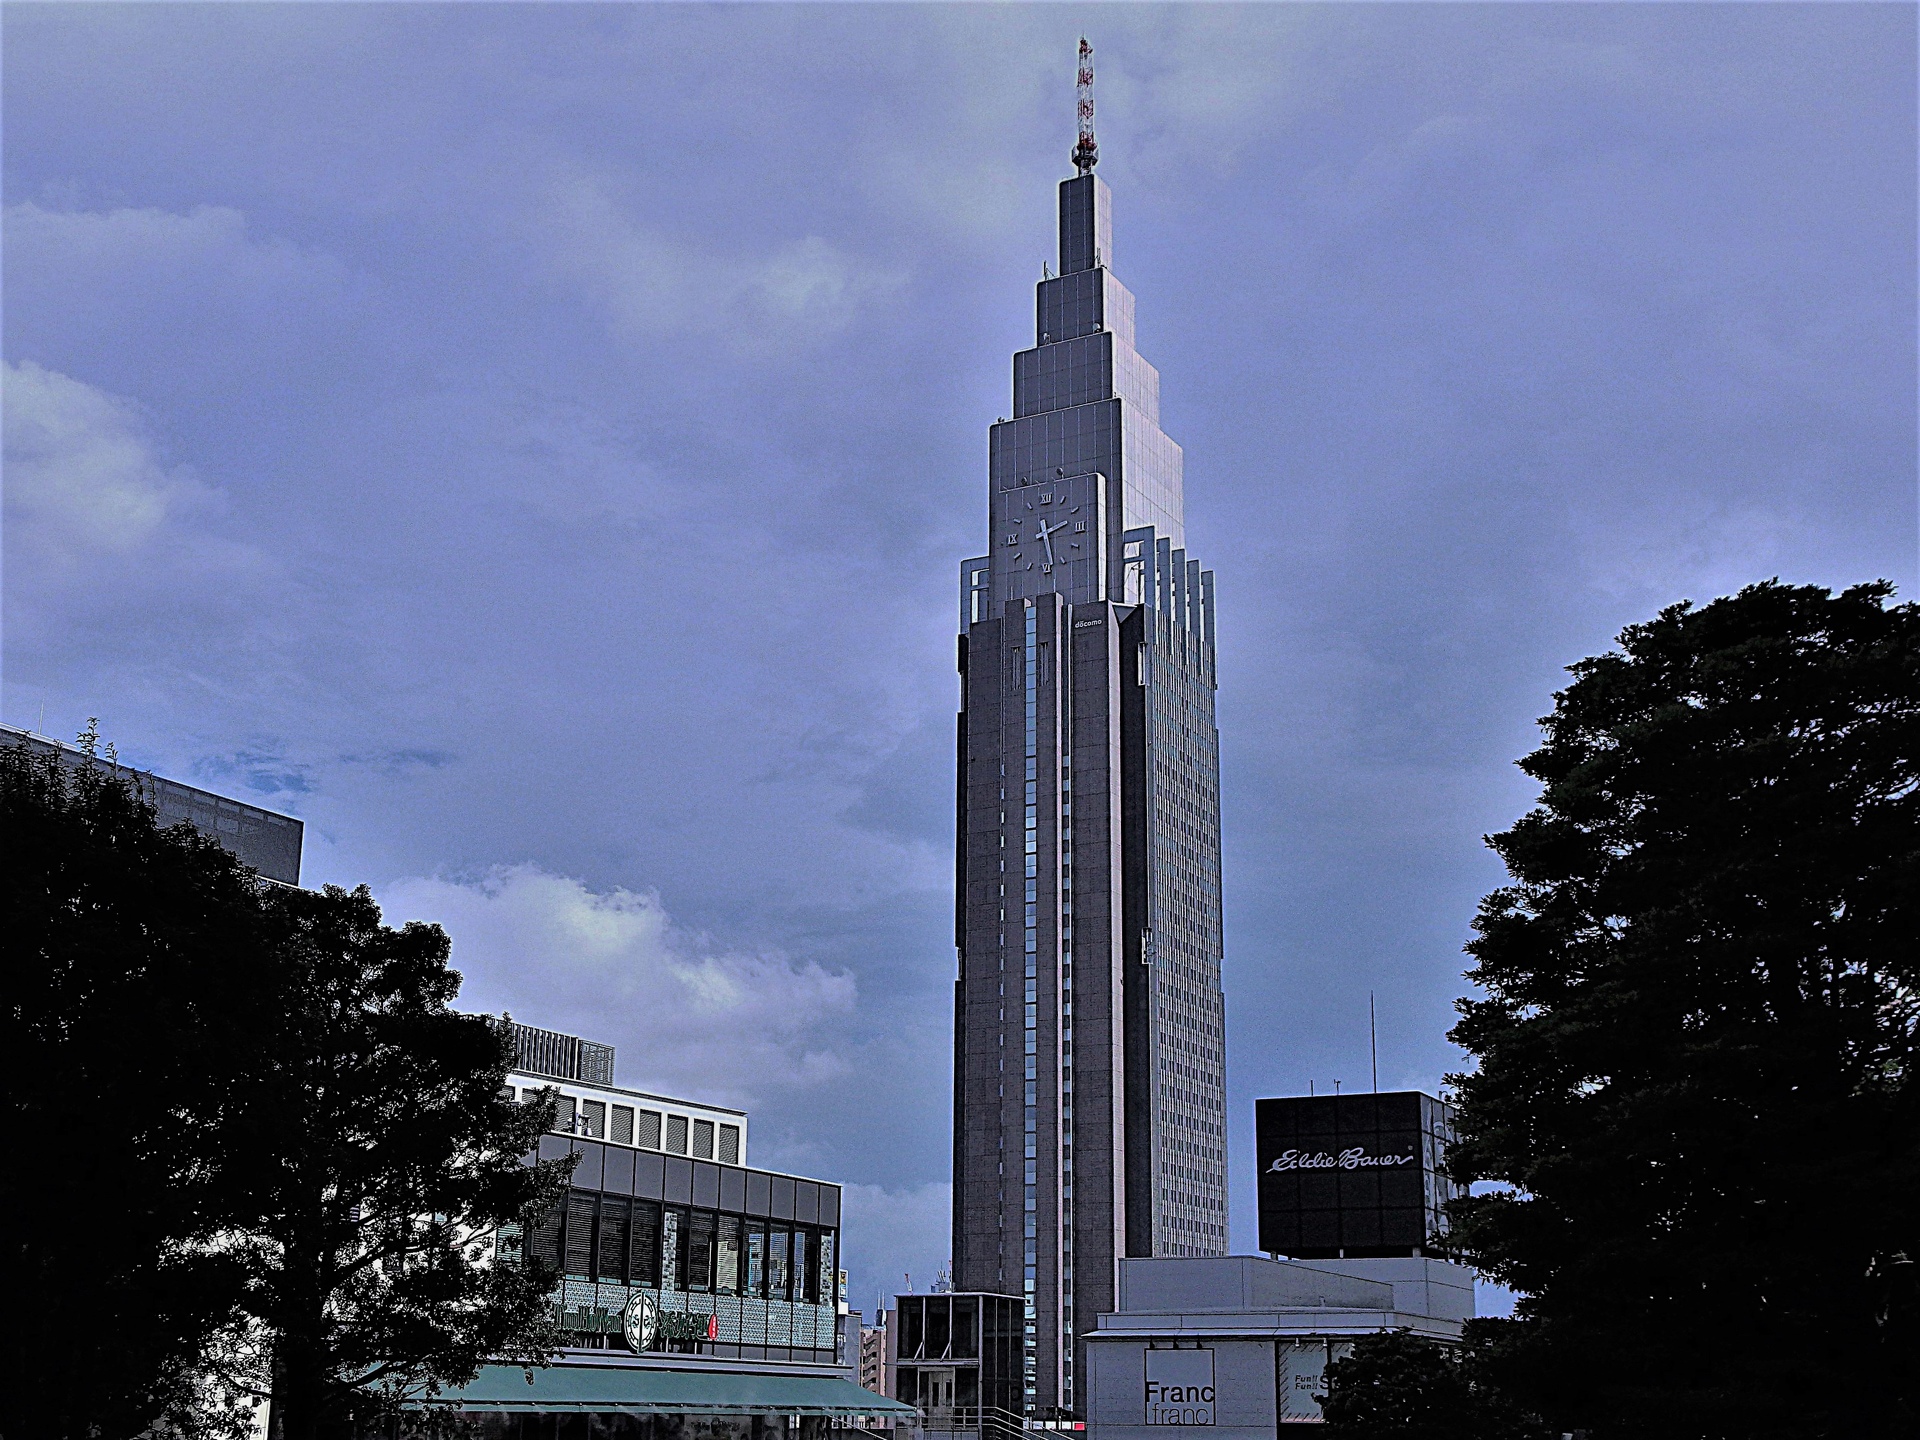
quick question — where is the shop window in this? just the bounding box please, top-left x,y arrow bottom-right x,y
718,1124 -> 741,1165
747,1222 -> 767,1298
688,1210 -> 716,1291
661,1208 -> 682,1291
597,1198 -> 630,1284
637,1110 -> 663,1149
716,1214 -> 743,1295
768,1225 -> 792,1302
564,1192 -> 597,1277
612,1106 -> 635,1145
666,1115 -> 689,1155
801,1229 -> 822,1303
530,1202 -> 564,1270
630,1200 -> 661,1288
692,1118 -> 715,1159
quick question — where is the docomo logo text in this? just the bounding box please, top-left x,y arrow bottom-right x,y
1266,1147 -> 1414,1173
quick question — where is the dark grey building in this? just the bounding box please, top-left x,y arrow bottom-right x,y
951,158 -> 1227,1417
1,722 -> 303,884
1254,1092 -> 1459,1261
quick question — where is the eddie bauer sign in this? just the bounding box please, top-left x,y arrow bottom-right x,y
1144,1349 -> 1215,1426
1266,1147 -> 1414,1173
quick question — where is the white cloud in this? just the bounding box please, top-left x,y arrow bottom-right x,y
379,865 -> 858,1107
3,360 -> 198,563
2,362 -> 268,626
538,173 -> 903,347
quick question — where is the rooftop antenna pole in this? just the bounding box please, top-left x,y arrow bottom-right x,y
1370,992 -> 1379,1093
1073,37 -> 1099,174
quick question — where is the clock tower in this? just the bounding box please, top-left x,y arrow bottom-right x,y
952,52 -> 1229,1420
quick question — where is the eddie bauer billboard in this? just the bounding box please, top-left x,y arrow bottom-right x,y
1254,1091 -> 1458,1260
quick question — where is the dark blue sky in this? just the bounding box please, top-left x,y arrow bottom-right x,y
6,3 -> 1913,1315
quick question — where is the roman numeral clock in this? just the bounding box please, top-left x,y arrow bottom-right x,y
995,470 -> 1107,606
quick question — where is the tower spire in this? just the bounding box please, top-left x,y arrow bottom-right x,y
1073,37 -> 1098,174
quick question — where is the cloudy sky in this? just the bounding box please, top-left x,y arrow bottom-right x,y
5,3 -> 1914,1318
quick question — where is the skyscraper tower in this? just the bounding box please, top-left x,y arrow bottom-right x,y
951,42 -> 1228,1419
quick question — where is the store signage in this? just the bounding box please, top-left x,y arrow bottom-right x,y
1144,1349 -> 1215,1426
1265,1147 -> 1413,1173
620,1293 -> 719,1349
622,1292 -> 658,1351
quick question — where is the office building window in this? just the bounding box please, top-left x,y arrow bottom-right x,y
692,1118 -> 715,1159
637,1110 -> 663,1149
747,1221 -> 767,1297
666,1115 -> 689,1154
718,1124 -> 741,1164
581,1100 -> 606,1139
612,1105 -> 635,1145
554,1095 -> 577,1134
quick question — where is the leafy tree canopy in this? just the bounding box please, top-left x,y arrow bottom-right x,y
2,735 -> 270,1439
220,884 -> 571,1440
2,735 -> 573,1440
1447,581 -> 1920,1438
1320,1329 -> 1544,1440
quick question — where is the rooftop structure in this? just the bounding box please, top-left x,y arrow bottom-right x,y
1,722 -> 303,884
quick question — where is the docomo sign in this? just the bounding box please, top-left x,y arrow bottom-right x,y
1266,1147 -> 1414,1173
1144,1349 -> 1215,1426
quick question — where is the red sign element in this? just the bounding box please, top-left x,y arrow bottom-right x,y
707,1314 -> 719,1341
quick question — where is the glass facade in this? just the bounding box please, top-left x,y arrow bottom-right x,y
505,1135 -> 842,1361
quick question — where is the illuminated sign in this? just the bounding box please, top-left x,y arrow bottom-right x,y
1144,1349 -> 1215,1426
1265,1147 -> 1414,1173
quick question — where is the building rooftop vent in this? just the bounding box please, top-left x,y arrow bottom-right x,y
507,1020 -> 615,1085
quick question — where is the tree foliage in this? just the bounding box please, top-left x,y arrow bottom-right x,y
1447,581 -> 1920,1437
2,736 -> 573,1440
219,885 -> 571,1440
1320,1329 -> 1544,1440
2,736 -> 268,1439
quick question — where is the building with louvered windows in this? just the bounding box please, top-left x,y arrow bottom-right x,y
432,1023 -> 913,1435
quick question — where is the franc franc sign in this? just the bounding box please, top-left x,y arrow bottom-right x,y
1144,1349 -> 1215,1426
1265,1147 -> 1413,1173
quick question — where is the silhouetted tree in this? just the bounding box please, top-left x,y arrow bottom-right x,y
1448,581 -> 1920,1438
2,733 -> 574,1440
2,734 -> 267,1439
1320,1329 -> 1544,1440
212,885 -> 573,1440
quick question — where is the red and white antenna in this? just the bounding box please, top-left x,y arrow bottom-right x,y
1073,37 -> 1098,174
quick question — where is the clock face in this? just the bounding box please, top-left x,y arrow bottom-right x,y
999,481 -> 1096,576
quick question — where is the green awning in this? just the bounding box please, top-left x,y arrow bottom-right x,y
438,1363 -> 917,1417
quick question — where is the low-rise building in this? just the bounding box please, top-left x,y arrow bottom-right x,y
438,1024 -> 914,1437
1082,1255 -> 1474,1432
